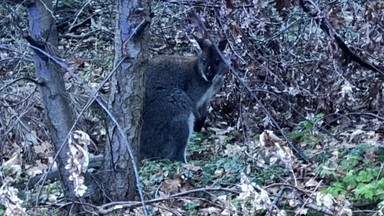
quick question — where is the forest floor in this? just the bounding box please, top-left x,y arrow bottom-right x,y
1,0 -> 384,215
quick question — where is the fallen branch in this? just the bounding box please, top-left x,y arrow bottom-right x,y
95,187 -> 239,215
300,0 -> 383,75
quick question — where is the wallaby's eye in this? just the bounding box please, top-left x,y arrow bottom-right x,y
202,58 -> 207,65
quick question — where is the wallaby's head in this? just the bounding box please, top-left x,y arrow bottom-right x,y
195,36 -> 227,82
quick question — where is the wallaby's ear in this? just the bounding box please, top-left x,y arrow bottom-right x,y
193,33 -> 213,50
218,39 -> 227,52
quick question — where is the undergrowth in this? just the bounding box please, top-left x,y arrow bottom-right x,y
139,114 -> 384,214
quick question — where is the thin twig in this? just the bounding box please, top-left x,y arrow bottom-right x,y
189,3 -> 311,163
96,187 -> 238,214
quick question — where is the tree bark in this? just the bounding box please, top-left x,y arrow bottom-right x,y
100,0 -> 150,201
26,0 -> 76,199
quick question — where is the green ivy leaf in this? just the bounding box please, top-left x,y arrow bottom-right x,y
343,170 -> 357,188
355,183 -> 375,200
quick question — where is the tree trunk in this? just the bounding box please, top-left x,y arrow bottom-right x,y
99,0 -> 150,201
26,0 -> 76,199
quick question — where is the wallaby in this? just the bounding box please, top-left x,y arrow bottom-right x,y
140,36 -> 227,162
194,72 -> 224,132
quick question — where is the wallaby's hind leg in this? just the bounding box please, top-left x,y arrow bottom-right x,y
175,112 -> 195,163
141,89 -> 195,162
167,112 -> 195,162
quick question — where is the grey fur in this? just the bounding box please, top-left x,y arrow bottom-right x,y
140,38 -> 227,162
